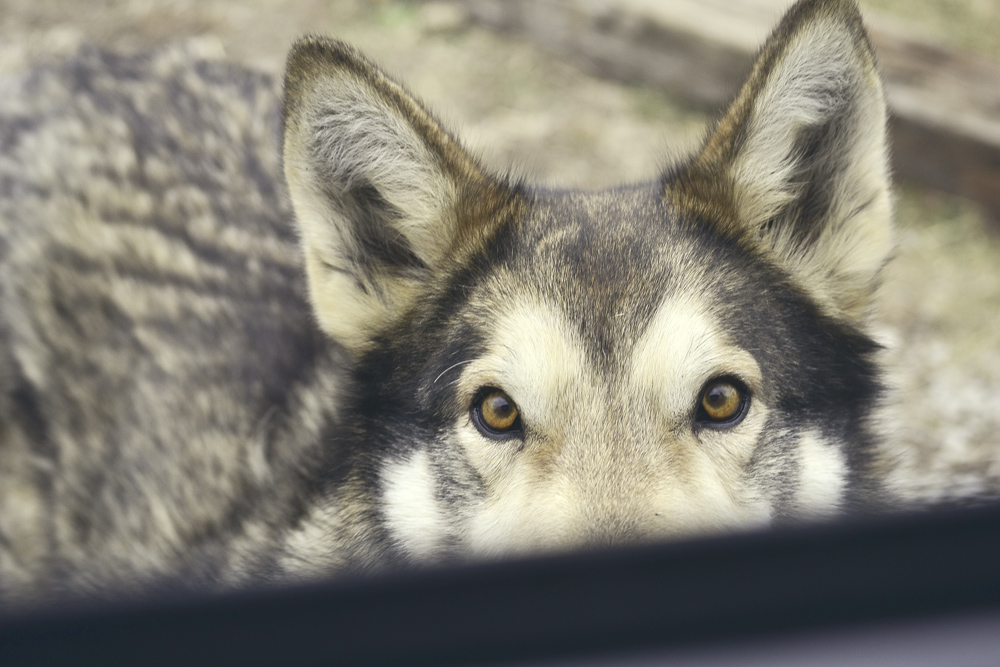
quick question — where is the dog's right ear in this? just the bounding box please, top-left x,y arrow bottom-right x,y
283,38 -> 510,355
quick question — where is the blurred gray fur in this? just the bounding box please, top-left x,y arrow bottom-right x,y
0,42 -> 344,601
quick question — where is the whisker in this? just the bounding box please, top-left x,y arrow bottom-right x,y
434,359 -> 474,384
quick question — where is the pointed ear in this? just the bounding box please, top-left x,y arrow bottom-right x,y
676,0 -> 893,322
282,37 -> 508,354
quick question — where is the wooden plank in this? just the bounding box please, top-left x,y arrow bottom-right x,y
461,0 -> 1000,224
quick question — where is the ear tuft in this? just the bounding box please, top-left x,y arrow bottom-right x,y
674,0 -> 893,322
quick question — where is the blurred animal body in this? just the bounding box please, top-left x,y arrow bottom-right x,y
0,0 -> 892,601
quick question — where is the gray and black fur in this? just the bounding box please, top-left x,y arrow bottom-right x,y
0,0 -> 893,603
0,45 -> 342,600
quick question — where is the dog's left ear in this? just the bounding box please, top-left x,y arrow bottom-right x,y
676,0 -> 893,322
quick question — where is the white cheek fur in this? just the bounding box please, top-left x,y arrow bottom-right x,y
380,449 -> 449,561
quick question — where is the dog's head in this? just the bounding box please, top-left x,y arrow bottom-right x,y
281,0 -> 891,564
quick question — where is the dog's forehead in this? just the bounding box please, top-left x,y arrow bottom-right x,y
518,187 -> 714,283
491,186 -> 734,340
523,187 -> 673,252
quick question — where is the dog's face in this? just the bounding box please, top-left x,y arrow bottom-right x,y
281,0 -> 892,568
357,185 -> 880,562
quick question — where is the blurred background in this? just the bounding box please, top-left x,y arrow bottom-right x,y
0,0 -> 997,505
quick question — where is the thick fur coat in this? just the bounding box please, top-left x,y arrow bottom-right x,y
0,0 -> 892,603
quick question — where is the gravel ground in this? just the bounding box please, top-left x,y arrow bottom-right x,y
1,0 -> 998,505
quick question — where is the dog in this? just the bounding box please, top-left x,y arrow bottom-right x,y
0,0 -> 891,602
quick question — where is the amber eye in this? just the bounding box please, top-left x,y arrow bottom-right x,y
471,388 -> 522,439
697,377 -> 749,428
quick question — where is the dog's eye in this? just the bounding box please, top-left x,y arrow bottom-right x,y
471,388 -> 522,439
696,378 -> 749,428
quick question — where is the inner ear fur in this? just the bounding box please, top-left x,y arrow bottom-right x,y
282,37 -> 511,354
672,0 -> 893,323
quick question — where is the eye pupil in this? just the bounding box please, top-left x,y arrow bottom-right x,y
699,379 -> 747,425
488,394 -> 511,416
706,385 -> 733,408
476,389 -> 520,435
